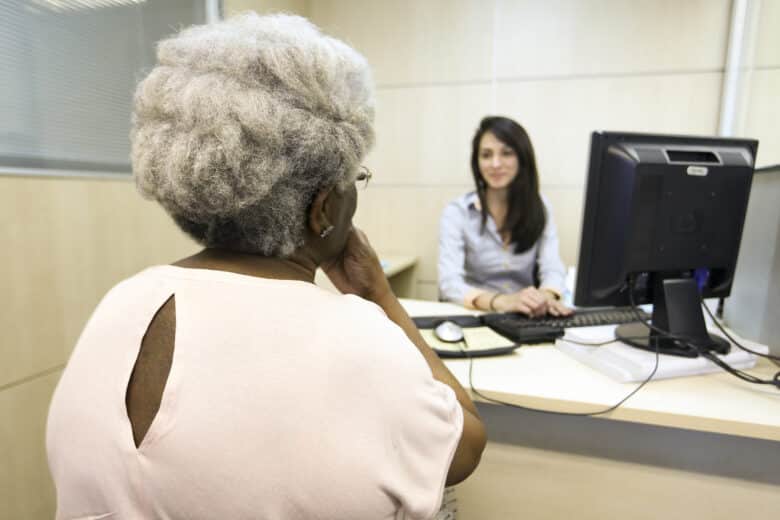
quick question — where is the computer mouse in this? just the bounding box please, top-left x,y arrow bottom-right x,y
433,320 -> 465,343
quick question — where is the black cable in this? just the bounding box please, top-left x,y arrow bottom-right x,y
561,337 -> 619,347
716,297 -> 725,319
700,301 -> 780,362
457,289 -> 661,416
564,334 -> 688,347
456,274 -> 780,415
462,345 -> 658,416
697,300 -> 780,389
697,350 -> 780,388
622,274 -> 779,390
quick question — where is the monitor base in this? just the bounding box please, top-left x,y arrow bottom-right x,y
616,276 -> 731,358
616,322 -> 730,358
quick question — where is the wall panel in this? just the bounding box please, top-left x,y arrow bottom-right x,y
311,0 -> 496,86
0,176 -> 197,387
354,185 -> 468,285
539,186 -> 585,268
755,0 -> 780,68
745,70 -> 780,166
309,0 -> 729,299
496,72 -> 724,187
0,371 -> 61,520
494,0 -> 731,79
225,0 -> 308,16
368,84 -> 494,186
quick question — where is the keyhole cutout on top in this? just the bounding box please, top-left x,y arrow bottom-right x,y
126,295 -> 176,448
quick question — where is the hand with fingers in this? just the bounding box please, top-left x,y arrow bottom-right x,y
545,296 -> 573,317
321,227 -> 391,301
493,287 -> 573,317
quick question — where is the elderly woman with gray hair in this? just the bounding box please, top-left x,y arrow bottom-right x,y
46,13 -> 485,520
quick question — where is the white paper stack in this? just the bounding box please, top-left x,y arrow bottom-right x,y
555,325 -> 770,383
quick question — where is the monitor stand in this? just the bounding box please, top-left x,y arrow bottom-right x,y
615,276 -> 730,358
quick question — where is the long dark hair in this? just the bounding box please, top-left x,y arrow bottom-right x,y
470,116 -> 546,253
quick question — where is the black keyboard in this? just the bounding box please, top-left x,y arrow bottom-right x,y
481,307 -> 651,344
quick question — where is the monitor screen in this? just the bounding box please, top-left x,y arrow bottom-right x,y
574,131 -> 757,356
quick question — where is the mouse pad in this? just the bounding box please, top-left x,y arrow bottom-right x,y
420,327 -> 520,358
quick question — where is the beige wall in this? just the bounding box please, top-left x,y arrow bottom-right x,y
745,0 -> 780,167
0,176 -> 197,518
310,0 -> 733,300
3,1 -> 777,518
225,0 -> 308,16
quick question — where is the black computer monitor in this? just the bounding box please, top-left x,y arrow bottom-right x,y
574,131 -> 758,357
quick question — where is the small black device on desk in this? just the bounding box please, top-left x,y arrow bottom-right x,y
412,306 -> 651,349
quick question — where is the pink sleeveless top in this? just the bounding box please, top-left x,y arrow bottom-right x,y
47,266 -> 462,520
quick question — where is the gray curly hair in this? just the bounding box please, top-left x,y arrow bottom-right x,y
131,13 -> 375,256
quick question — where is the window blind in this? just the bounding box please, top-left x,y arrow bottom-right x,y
0,0 -> 207,176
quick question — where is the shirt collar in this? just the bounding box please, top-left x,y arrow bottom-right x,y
465,191 -> 482,212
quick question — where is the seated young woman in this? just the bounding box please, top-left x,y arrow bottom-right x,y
438,116 -> 572,317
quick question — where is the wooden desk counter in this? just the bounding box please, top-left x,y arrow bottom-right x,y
445,349 -> 780,441
380,254 -> 417,277
401,297 -> 780,441
401,299 -> 780,519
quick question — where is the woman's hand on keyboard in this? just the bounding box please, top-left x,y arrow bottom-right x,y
495,287 -> 573,317
494,287 -> 548,317
546,298 -> 573,317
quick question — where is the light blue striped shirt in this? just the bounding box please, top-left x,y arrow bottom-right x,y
438,191 -> 566,306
